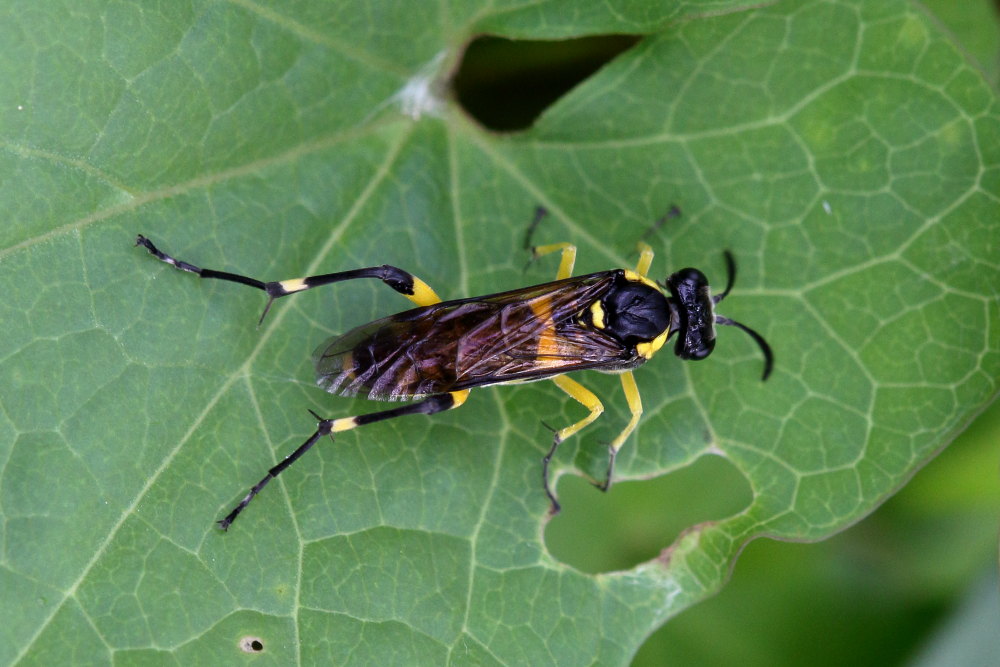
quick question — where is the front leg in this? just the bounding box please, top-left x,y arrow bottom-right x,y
523,207 -> 577,280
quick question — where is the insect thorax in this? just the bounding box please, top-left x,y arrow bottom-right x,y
579,272 -> 672,360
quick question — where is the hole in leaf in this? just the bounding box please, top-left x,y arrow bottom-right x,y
544,454 -> 752,573
239,636 -> 265,653
451,34 -> 641,132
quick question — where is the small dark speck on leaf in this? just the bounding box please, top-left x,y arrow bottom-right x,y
239,636 -> 265,653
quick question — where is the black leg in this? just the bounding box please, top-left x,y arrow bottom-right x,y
135,234 -> 442,323
217,391 -> 469,530
594,444 -> 618,493
640,204 -> 682,242
541,434 -> 563,516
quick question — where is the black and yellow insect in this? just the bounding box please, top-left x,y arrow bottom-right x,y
136,216 -> 772,529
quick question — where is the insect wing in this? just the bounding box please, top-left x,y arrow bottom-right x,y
314,272 -> 631,400
450,280 -> 634,389
313,300 -> 495,400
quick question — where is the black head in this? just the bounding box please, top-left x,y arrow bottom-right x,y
666,267 -> 716,361
665,252 -> 773,380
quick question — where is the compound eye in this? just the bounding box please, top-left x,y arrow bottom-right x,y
676,331 -> 715,360
668,268 -> 707,291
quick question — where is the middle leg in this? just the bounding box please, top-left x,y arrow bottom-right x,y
541,375 -> 604,514
594,370 -> 643,492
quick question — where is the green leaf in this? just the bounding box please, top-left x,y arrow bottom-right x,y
2,0 -> 997,664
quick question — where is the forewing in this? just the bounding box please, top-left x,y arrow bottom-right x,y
451,286 -> 634,389
313,302 -> 492,400
313,272 -> 631,400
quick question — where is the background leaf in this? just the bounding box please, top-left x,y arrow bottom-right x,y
2,0 -> 997,665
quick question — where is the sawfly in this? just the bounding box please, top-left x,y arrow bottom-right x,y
136,210 -> 772,529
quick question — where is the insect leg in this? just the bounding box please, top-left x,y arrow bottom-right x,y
522,207 -> 577,280
531,242 -> 577,281
542,375 -> 604,514
634,242 -> 654,278
218,389 -> 470,530
594,371 -> 642,492
135,235 -> 442,323
635,205 -> 682,274
640,204 -> 682,243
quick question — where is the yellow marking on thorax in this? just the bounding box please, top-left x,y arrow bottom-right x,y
589,301 -> 605,329
636,329 -> 668,359
623,270 -> 659,290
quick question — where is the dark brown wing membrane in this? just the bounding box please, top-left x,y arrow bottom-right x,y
313,271 -> 638,401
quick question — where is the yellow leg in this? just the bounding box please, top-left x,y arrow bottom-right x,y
403,276 -> 441,306
634,242 -> 654,278
522,206 -> 577,280
531,242 -> 577,280
541,375 -> 604,514
550,375 -> 604,441
597,371 -> 643,491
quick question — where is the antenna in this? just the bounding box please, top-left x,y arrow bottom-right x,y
715,315 -> 773,380
713,251 -> 773,380
713,251 -> 737,304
